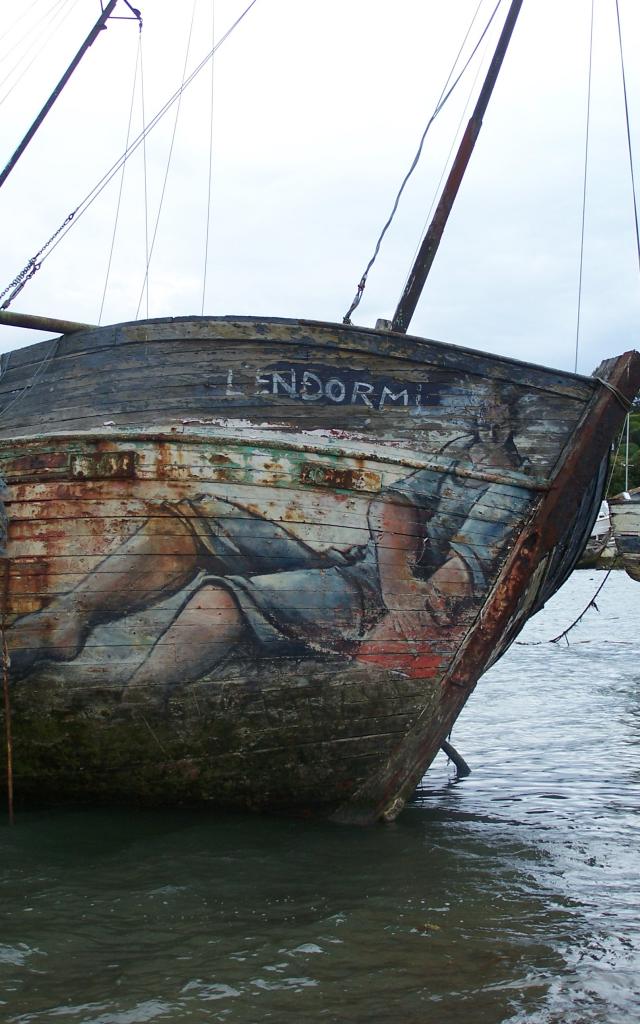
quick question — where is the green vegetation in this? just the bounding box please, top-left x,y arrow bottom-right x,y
607,408 -> 640,496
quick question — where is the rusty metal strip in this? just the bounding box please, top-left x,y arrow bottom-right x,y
0,429 -> 552,492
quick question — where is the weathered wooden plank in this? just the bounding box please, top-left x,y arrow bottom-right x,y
0,316 -> 597,399
610,488 -> 640,582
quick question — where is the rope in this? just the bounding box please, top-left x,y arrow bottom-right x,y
573,0 -> 594,374
0,0 -> 261,311
516,425 -> 627,648
342,0 -> 504,325
615,0 -> 640,278
135,0 -> 197,320
201,0 -> 216,316
594,376 -> 633,413
514,569 -> 614,647
98,36 -> 141,324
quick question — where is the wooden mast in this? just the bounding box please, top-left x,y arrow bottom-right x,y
392,0 -> 525,334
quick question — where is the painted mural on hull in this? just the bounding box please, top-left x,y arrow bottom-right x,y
6,395 -> 533,702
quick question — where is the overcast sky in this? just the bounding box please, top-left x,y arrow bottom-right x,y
0,0 -> 638,375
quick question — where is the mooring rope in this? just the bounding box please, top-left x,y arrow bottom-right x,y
516,424 -> 627,648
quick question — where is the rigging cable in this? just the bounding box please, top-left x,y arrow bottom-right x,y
98,32 -> 141,324
615,0 -> 640,278
401,0 -> 494,299
201,0 -> 216,316
135,0 -> 197,320
0,0 -> 65,69
574,0 -> 594,374
139,28 -> 150,318
0,0 -> 79,108
0,0 -> 260,312
342,0 -> 504,325
0,0 -> 50,52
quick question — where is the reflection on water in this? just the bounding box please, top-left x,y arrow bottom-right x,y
1,571 -> 638,1024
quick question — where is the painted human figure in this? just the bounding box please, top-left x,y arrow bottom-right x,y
8,398 -> 531,696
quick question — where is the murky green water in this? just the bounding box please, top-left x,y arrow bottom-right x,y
1,571 -> 638,1023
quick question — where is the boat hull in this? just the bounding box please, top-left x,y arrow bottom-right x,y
0,317 -> 638,820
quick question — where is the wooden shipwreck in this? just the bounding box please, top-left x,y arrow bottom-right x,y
0,316 -> 638,822
1,0 -> 639,823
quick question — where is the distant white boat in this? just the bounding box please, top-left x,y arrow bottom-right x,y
576,501 -> 612,568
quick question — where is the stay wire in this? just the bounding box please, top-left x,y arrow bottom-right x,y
401,1 -> 493,299
615,0 -> 640,278
139,29 -> 149,318
135,0 -> 197,320
201,0 -> 216,316
0,0 -> 73,103
0,0 -> 65,71
574,0 -> 594,374
0,0 -> 50,51
98,36 -> 141,324
0,0 -> 260,311
342,0 -> 504,325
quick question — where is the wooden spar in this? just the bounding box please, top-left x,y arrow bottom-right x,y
392,0 -> 525,334
0,0 -> 118,191
0,310 -> 96,334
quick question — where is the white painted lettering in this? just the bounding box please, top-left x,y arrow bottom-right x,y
256,373 -> 271,395
301,371 -> 323,401
226,369 -> 243,396
379,386 -> 409,409
272,370 -> 297,397
325,378 -> 346,402
351,381 -> 374,407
